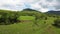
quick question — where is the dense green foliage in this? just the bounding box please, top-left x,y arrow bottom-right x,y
53,19 -> 60,28
0,10 -> 20,25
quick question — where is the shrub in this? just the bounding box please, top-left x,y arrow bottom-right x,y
45,17 -> 47,20
0,11 -> 20,25
52,19 -> 60,28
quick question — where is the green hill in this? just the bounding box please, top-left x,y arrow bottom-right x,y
0,9 -> 60,34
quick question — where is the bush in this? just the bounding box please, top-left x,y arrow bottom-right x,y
45,17 -> 47,20
52,19 -> 60,28
0,11 -> 20,25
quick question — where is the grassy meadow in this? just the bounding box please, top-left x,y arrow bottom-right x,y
0,16 -> 60,34
0,9 -> 60,34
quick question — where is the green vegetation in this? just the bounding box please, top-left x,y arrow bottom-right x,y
53,19 -> 60,28
18,16 -> 35,20
0,9 -> 60,34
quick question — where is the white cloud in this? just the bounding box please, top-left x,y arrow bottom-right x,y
0,0 -> 25,10
0,0 -> 60,12
31,0 -> 60,12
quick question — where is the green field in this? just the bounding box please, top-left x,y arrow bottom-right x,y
0,16 -> 60,34
18,16 -> 35,20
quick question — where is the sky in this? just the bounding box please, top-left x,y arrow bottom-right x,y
0,0 -> 60,12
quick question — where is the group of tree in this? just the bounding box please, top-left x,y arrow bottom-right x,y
0,10 -> 20,25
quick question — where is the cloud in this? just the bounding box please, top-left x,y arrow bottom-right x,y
0,0 -> 26,10
31,0 -> 60,12
30,0 -> 58,12
0,0 -> 60,12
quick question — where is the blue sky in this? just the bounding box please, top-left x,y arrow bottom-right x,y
0,0 -> 60,12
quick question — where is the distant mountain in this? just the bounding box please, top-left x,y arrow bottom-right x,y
23,8 -> 37,11
22,8 -> 41,13
46,11 -> 60,15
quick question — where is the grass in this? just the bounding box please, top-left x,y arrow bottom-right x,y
0,16 -> 60,34
18,16 -> 35,20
